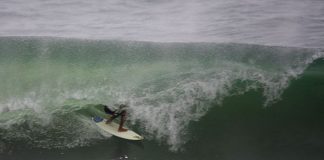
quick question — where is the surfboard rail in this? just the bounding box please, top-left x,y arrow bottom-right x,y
92,116 -> 144,140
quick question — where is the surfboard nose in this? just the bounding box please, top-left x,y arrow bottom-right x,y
133,135 -> 144,140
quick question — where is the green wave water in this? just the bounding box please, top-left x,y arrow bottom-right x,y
0,37 -> 323,159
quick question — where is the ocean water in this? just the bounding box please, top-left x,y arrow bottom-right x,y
0,37 -> 323,160
0,0 -> 324,160
1,0 -> 324,47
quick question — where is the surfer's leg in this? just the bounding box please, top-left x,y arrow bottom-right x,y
106,116 -> 114,124
118,111 -> 128,132
106,113 -> 120,124
105,107 -> 119,124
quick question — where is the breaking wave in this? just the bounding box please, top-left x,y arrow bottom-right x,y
0,37 -> 323,151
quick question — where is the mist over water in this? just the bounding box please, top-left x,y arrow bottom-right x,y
1,0 -> 324,159
1,0 -> 324,47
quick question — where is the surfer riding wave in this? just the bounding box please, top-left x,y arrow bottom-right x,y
103,104 -> 128,132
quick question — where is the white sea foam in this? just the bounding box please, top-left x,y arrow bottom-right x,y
123,50 -> 324,150
0,39 -> 323,151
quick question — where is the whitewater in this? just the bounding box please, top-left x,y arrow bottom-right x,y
0,0 -> 324,160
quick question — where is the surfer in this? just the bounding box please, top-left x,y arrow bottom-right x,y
103,104 -> 128,132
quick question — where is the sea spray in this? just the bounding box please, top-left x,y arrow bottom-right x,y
0,37 -> 323,151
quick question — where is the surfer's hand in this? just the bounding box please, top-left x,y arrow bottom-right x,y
113,111 -> 119,116
119,104 -> 127,109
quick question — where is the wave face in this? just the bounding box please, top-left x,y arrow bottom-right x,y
0,37 -> 323,152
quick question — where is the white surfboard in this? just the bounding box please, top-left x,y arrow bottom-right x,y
92,116 -> 144,140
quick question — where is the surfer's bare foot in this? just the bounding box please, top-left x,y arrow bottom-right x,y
118,128 -> 128,132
